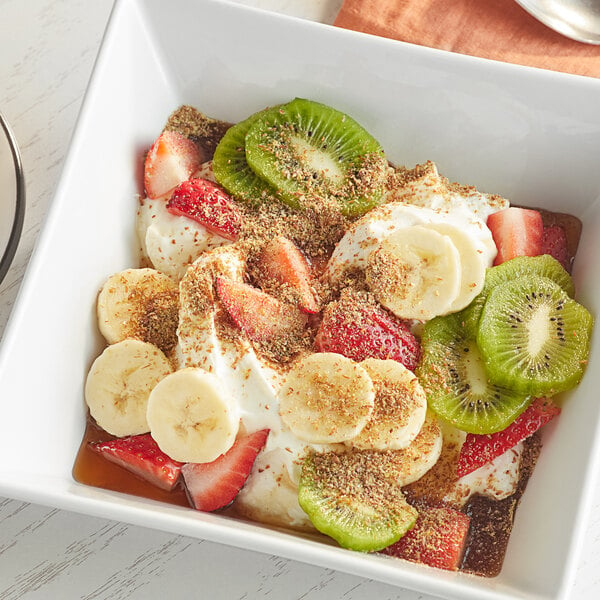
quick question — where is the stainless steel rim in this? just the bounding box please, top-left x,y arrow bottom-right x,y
0,113 -> 25,285
514,0 -> 600,45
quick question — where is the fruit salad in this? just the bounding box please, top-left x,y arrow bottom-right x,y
75,98 -> 593,578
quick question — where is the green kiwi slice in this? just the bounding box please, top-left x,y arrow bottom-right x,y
417,312 -> 531,434
212,107 -> 279,204
477,275 -> 593,396
298,450 -> 418,552
461,255 -> 575,334
244,98 -> 388,217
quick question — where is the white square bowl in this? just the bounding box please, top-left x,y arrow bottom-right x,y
0,1 -> 599,599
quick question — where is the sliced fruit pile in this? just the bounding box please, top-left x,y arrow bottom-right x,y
81,100 -> 595,578
295,206 -> 592,564
419,251 -> 592,435
86,311 -> 270,509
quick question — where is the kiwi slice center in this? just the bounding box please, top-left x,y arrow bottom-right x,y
526,303 -> 551,357
288,134 -> 345,185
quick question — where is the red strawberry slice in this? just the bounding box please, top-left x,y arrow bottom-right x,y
257,237 -> 319,313
216,277 -> 308,342
89,434 -> 184,491
487,207 -> 543,265
167,178 -> 242,241
542,225 -> 571,272
144,130 -> 202,199
182,429 -> 269,512
383,507 -> 470,571
315,293 -> 420,371
456,398 -> 560,478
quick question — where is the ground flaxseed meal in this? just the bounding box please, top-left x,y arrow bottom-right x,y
403,434 -> 463,508
238,192 -> 350,259
365,245 -> 412,307
310,449 -> 409,510
164,105 -> 231,161
137,291 -> 179,353
371,378 -> 414,428
119,273 -> 179,354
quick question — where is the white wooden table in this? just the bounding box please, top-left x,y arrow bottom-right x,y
1,1 -> 599,598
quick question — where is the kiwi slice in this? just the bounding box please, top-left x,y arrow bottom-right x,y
478,275 -> 593,396
298,450 -> 418,552
244,98 -> 388,217
461,255 -> 575,334
417,312 -> 531,434
212,107 -> 278,204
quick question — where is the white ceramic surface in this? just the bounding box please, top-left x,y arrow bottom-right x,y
0,1 -> 599,599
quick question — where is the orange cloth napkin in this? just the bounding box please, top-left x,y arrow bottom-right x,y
334,0 -> 600,78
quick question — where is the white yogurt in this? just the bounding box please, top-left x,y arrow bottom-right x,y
326,201 -> 498,285
443,442 -> 524,507
136,161 -> 228,280
137,198 -> 230,280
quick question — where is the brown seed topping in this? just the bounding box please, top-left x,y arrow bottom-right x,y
164,105 -> 231,161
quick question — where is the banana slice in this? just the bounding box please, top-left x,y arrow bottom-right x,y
350,358 -> 427,450
146,367 -> 240,463
97,268 -> 179,352
85,339 -> 173,437
425,222 -> 487,312
365,225 -> 461,320
278,353 -> 375,444
391,410 -> 444,487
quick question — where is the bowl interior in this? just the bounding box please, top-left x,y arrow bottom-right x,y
0,1 -> 599,599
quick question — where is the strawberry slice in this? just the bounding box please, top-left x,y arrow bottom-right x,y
167,178 -> 242,241
89,434 -> 184,491
216,277 -> 308,342
315,293 -> 420,371
487,207 -> 543,265
256,236 -> 319,313
383,507 -> 470,571
182,429 -> 269,512
542,224 -> 571,272
144,130 -> 202,199
456,398 -> 560,478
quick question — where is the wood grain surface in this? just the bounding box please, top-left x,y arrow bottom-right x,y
0,1 -> 599,598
